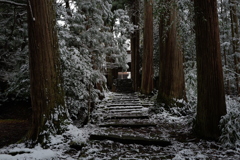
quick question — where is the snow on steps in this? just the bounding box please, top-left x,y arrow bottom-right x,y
90,92 -> 172,146
89,134 -> 171,146
99,123 -> 157,128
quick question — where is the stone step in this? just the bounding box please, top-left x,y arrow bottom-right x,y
113,94 -> 138,96
112,97 -> 139,100
100,110 -> 145,115
104,114 -> 149,120
112,96 -> 138,98
112,98 -> 140,100
97,106 -> 144,112
89,134 -> 171,146
113,95 -> 138,98
109,103 -> 153,107
106,111 -> 145,115
103,118 -> 153,124
107,106 -> 144,110
99,123 -> 156,128
113,96 -> 139,98
108,104 -> 142,106
112,100 -> 141,103
106,108 -> 145,112
112,98 -> 139,100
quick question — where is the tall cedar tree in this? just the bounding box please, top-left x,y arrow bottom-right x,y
229,0 -> 240,95
27,0 -> 68,144
131,0 -> 140,92
157,0 -> 186,104
194,0 -> 226,139
141,0 -> 154,94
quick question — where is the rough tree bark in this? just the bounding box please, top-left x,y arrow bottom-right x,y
131,0 -> 140,92
27,0 -> 68,145
157,0 -> 186,105
141,0 -> 154,95
194,0 -> 227,139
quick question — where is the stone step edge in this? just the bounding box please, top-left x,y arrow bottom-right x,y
104,115 -> 149,120
89,134 -> 171,146
99,123 -> 156,128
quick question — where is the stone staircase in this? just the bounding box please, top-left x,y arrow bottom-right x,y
90,93 -> 171,146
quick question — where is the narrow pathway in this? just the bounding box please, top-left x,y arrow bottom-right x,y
79,92 -> 174,159
90,93 -> 171,146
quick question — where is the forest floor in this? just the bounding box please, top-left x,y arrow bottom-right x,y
0,101 -> 31,148
78,92 -> 240,159
0,93 -> 239,159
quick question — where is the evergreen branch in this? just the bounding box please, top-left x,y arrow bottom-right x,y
0,0 -> 27,7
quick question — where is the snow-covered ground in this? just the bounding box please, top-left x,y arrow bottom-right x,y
0,124 -> 93,160
79,110 -> 240,159
0,119 -> 239,159
0,93 -> 240,159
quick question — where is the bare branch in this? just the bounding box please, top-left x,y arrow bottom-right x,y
0,0 -> 27,7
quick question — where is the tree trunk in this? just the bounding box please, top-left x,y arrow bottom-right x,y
131,0 -> 140,92
157,0 -> 186,105
27,0 -> 68,145
229,0 -> 240,95
141,0 -> 154,95
194,0 -> 226,139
